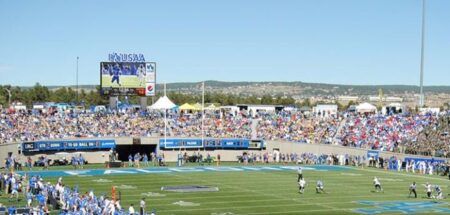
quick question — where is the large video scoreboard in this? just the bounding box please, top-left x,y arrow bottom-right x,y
100,53 -> 156,96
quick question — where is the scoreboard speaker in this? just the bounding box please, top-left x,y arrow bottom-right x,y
133,138 -> 141,145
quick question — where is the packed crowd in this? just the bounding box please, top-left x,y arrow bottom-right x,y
168,112 -> 252,138
256,111 -> 340,144
404,116 -> 450,157
0,111 -> 166,142
334,113 -> 440,152
1,109 -> 449,156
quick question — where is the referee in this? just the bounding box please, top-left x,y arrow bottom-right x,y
409,182 -> 417,198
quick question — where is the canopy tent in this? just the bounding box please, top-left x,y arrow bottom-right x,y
193,103 -> 203,111
148,96 -> 176,110
179,103 -> 196,111
205,104 -> 218,110
356,102 -> 377,113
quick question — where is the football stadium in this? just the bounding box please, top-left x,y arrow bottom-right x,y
1,0 -> 450,215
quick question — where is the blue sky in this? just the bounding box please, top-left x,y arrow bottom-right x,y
0,0 -> 449,86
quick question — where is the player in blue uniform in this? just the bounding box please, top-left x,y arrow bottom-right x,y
78,154 -> 85,169
128,154 -> 133,167
143,154 -> 149,167
111,63 -> 122,86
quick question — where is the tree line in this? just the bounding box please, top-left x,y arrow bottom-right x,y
0,83 -> 300,108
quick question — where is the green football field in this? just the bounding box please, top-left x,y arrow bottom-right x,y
101,75 -> 144,88
1,165 -> 449,214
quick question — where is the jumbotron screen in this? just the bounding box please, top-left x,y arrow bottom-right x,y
100,62 -> 156,96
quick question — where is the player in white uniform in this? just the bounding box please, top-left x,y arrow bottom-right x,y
10,181 -> 19,201
373,177 -> 383,192
297,166 -> 303,181
316,180 -> 325,193
298,178 -> 306,194
137,64 -> 146,86
424,182 -> 432,198
102,64 -> 110,75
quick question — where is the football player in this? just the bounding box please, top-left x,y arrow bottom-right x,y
424,182 -> 432,198
137,64 -> 146,86
373,177 -> 383,193
298,178 -> 306,194
434,185 -> 443,199
111,63 -> 122,86
297,166 -> 303,181
316,180 -> 325,194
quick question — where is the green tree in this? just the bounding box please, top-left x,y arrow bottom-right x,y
30,83 -> 50,103
260,95 -> 273,105
301,98 -> 311,107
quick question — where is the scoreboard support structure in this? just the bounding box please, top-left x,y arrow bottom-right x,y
140,97 -> 147,110
110,97 -> 118,110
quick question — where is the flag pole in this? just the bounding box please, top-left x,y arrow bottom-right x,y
76,56 -> 79,104
202,82 -> 205,150
164,83 -> 167,148
164,83 -> 167,97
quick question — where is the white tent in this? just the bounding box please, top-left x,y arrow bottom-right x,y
205,104 -> 218,110
148,96 -> 176,110
356,102 -> 377,113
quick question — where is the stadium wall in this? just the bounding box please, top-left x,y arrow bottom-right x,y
1,137 -> 448,168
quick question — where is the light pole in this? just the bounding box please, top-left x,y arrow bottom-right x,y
5,88 -> 11,107
419,0 -> 426,107
76,56 -> 79,105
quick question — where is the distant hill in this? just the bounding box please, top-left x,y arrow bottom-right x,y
23,81 -> 450,97
160,81 -> 450,97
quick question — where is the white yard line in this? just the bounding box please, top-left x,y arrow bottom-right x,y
120,193 -> 413,205
119,192 -> 414,201
157,202 -> 354,213
244,208 -> 351,214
